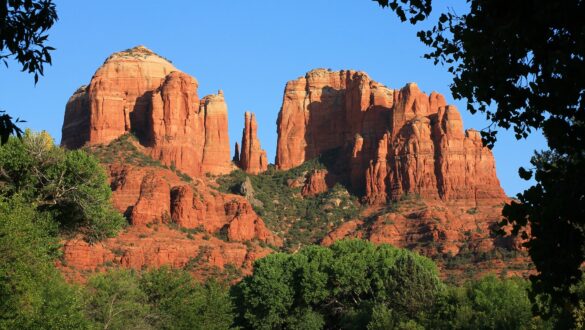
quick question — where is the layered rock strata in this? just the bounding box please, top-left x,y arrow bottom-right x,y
275,69 -> 506,205
61,46 -> 232,177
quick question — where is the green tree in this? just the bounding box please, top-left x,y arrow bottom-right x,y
84,269 -> 151,330
0,196 -> 88,329
432,276 -> 540,330
0,130 -> 126,241
233,239 -> 443,329
140,266 -> 234,330
373,0 -> 585,322
0,0 -> 58,143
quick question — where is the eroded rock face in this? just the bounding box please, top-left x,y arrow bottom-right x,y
237,112 -> 268,174
275,69 -> 506,206
106,162 -> 281,246
322,199 -> 501,257
198,91 -> 233,175
59,227 -> 272,283
60,158 -> 282,281
61,46 -> 232,177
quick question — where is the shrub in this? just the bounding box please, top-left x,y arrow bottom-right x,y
0,130 -> 126,241
0,196 -> 89,329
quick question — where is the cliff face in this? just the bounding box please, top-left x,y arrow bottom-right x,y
236,112 -> 268,174
61,46 -> 232,177
275,69 -> 506,206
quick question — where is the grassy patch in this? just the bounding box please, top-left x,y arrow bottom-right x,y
85,133 -> 193,183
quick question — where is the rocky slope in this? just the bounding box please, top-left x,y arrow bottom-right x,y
59,135 -> 280,282
59,47 -> 279,280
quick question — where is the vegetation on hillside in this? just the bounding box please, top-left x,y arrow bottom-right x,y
0,130 -> 125,241
1,131 -> 554,328
217,155 -> 360,251
0,149 -> 568,328
87,133 -> 193,182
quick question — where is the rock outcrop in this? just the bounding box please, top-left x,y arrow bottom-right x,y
107,162 -> 281,246
59,57 -> 522,282
275,69 -> 506,206
301,169 -> 331,197
235,112 -> 268,174
59,153 -> 282,281
60,226 -> 273,283
61,46 -> 232,177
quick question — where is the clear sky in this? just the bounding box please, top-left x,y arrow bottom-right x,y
0,0 -> 546,196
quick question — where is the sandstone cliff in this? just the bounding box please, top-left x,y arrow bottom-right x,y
235,112 -> 268,174
61,46 -> 232,177
275,69 -> 506,206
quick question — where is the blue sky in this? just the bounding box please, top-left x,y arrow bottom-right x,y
0,0 -> 545,196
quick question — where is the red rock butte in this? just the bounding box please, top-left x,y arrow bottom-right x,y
275,69 -> 506,206
61,46 -> 232,177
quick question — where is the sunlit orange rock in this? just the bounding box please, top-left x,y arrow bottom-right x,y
59,226 -> 271,282
61,46 -> 232,177
237,112 -> 268,174
275,69 -> 506,205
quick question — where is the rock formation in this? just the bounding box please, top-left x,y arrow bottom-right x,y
301,169 -> 331,196
59,54 -> 522,281
275,69 -> 506,206
107,162 -> 280,246
236,112 -> 268,174
60,226 -> 273,282
59,157 -> 282,282
61,46 -> 232,177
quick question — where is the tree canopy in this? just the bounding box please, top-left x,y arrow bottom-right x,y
233,240 -> 444,329
0,196 -> 89,329
0,130 -> 126,241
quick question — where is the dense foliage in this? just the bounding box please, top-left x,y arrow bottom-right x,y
0,131 -> 125,241
0,196 -> 89,329
374,0 -> 585,324
432,275 -> 547,329
84,268 -> 234,330
233,240 -> 550,330
232,240 -> 444,329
